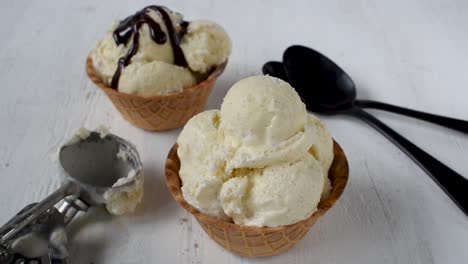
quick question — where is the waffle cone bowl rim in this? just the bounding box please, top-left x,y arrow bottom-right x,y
85,56 -> 227,99
165,140 -> 349,233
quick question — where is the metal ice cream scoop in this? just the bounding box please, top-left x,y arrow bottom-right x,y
0,131 -> 142,263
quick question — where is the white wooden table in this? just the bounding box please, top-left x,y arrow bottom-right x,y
1,0 -> 467,263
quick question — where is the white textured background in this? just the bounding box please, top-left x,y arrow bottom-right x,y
0,0 -> 467,263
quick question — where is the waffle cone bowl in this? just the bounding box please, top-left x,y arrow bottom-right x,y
165,141 -> 349,257
86,57 -> 227,131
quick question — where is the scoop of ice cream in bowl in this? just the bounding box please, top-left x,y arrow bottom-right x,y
166,75 -> 349,257
86,5 -> 231,131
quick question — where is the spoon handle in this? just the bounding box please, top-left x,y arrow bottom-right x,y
355,100 -> 468,134
348,107 -> 468,216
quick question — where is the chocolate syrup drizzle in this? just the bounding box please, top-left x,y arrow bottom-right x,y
110,6 -> 189,89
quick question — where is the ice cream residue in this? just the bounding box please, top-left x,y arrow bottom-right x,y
103,169 -> 144,215
66,127 -> 91,145
97,125 -> 110,138
116,147 -> 129,161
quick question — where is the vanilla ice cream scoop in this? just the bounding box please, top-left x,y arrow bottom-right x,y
220,154 -> 324,227
90,6 -> 186,87
220,75 -> 306,148
181,20 -> 231,73
308,115 -> 334,174
118,61 -> 197,96
90,5 -> 231,96
177,75 -> 334,227
220,75 -> 313,173
177,110 -> 229,220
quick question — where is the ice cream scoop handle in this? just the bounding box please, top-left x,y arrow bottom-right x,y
347,106 -> 468,217
355,100 -> 468,134
57,197 -> 89,225
0,182 -> 80,243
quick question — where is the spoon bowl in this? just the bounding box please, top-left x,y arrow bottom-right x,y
283,45 -> 356,113
262,61 -> 288,83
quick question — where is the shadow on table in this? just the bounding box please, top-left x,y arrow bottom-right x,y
66,165 -> 175,261
128,163 -> 178,225
287,168 -> 411,261
67,207 -> 113,263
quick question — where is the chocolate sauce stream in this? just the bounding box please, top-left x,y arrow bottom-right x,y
110,6 -> 189,89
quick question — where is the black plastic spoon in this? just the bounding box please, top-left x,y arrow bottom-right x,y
263,59 -> 468,134
264,45 -> 468,216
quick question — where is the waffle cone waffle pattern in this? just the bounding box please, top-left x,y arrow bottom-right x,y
86,57 -> 227,131
165,141 -> 349,257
